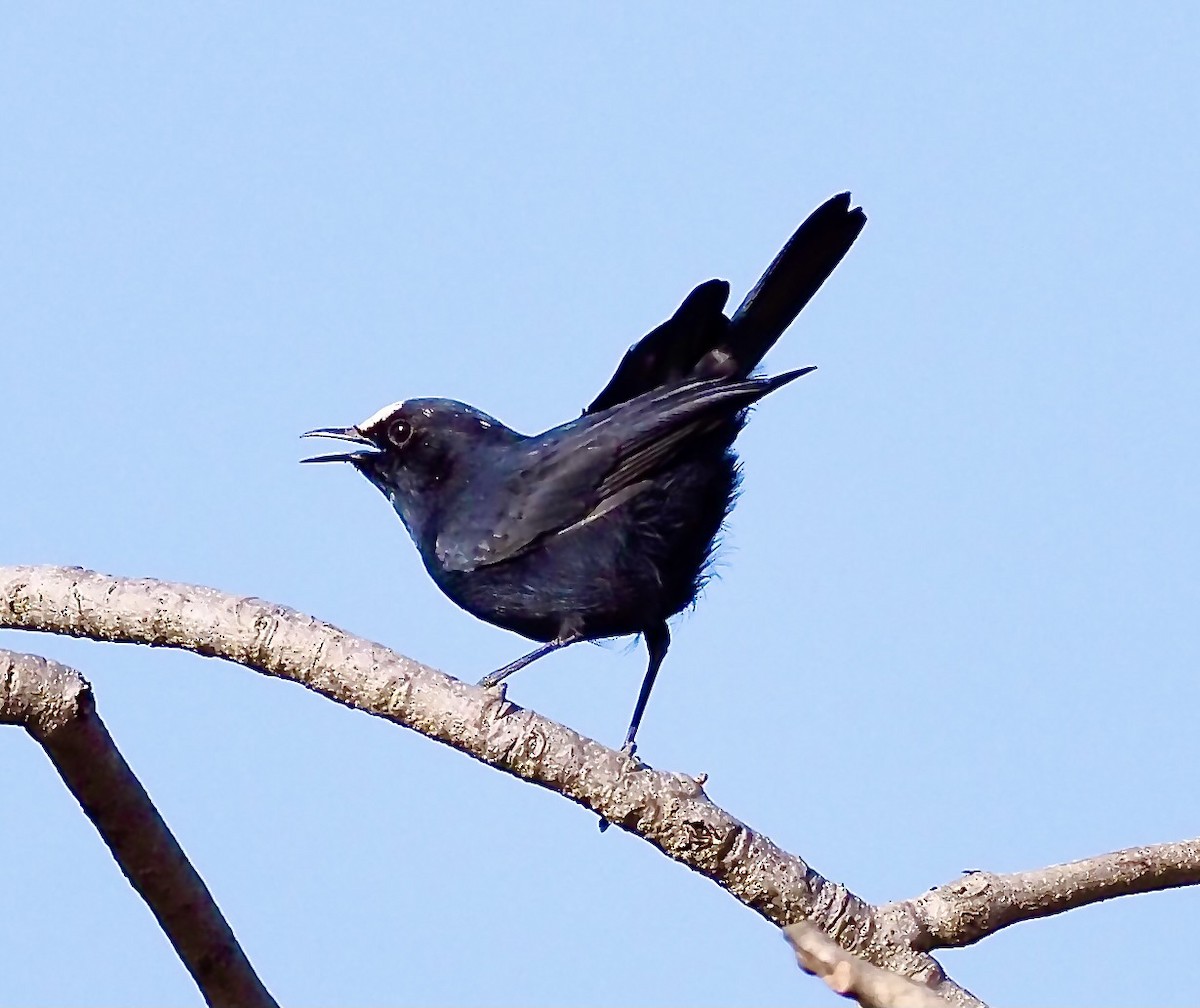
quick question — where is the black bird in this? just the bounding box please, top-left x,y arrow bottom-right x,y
303,192 -> 866,754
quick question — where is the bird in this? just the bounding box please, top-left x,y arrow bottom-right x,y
302,192 -> 866,755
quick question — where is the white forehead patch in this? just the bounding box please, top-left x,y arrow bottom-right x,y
358,400 -> 405,430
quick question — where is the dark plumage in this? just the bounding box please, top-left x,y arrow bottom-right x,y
303,192 -> 866,753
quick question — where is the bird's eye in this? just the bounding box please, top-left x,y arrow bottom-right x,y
388,419 -> 414,448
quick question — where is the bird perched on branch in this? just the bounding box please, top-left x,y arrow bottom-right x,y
303,192 -> 866,754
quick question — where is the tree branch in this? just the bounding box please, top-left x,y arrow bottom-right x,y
0,564 -> 976,1003
880,840 -> 1200,951
0,647 -> 278,1008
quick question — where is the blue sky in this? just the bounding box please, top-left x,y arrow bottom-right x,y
3,4 -> 1197,1005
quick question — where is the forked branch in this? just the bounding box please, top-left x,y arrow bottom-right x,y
6,565 -> 1199,1006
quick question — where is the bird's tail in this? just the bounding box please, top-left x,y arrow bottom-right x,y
586,193 -> 865,414
726,191 -> 867,375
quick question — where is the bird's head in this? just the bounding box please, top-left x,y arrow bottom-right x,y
302,398 -> 519,539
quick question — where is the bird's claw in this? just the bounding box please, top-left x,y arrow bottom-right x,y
618,742 -> 651,772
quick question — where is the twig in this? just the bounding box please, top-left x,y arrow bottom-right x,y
784,922 -> 951,1008
880,840 -> 1200,951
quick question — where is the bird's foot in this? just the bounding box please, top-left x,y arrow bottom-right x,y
479,631 -> 582,688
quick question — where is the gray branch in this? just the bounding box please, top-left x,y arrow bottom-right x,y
0,647 -> 278,1008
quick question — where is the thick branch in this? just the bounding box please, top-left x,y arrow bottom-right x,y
784,922 -> 949,1008
0,647 -> 278,1008
0,564 -> 975,1003
880,840 -> 1200,951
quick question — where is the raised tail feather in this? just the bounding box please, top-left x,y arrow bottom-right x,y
727,191 -> 866,374
586,192 -> 865,414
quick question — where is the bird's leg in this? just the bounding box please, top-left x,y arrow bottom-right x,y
598,623 -> 671,833
621,622 -> 670,756
478,626 -> 583,688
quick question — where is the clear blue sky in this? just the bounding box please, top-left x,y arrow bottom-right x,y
3,4 -> 1197,1005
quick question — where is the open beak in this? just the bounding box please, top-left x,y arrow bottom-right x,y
300,426 -> 378,464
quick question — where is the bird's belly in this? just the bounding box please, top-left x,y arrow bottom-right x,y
428,455 -> 736,642
439,540 -> 665,641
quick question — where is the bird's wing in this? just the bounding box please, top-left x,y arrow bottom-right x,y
585,193 -> 865,414
435,370 -> 811,572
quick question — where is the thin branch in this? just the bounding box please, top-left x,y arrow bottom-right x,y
0,647 -> 278,1008
0,564 -> 978,1005
880,840 -> 1200,952
784,922 -> 951,1008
